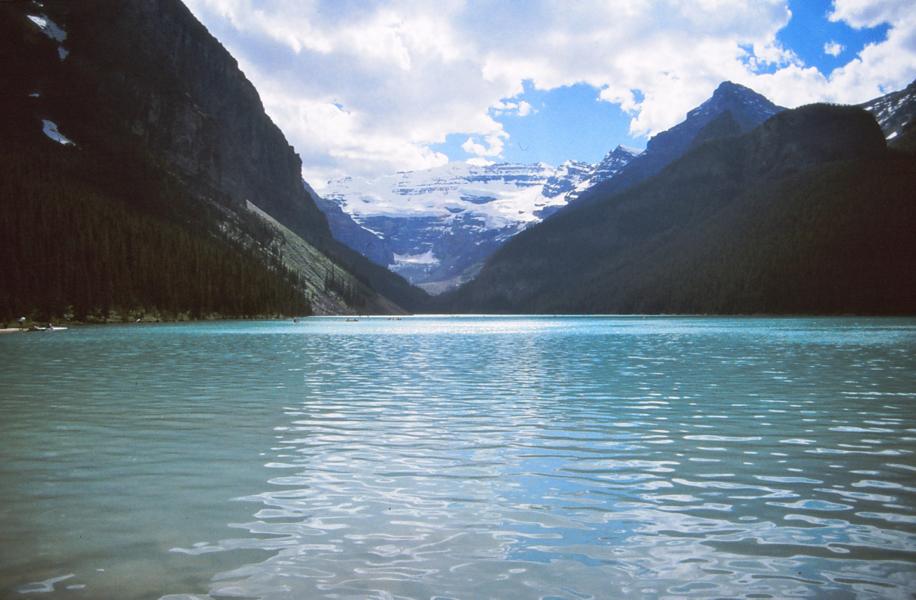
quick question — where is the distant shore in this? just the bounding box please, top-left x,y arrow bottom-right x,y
0,312 -> 314,331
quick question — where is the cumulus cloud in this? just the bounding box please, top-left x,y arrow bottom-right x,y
820,0 -> 916,100
824,40 -> 845,56
491,99 -> 535,117
829,0 -> 914,28
183,0 -> 916,185
461,131 -> 508,157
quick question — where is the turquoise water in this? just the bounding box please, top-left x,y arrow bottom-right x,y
1,316 -> 914,599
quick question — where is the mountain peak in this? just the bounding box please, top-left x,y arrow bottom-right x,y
610,144 -> 641,157
713,80 -> 755,97
688,81 -> 780,123
565,81 -> 784,212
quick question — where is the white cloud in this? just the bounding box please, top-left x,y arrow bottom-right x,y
491,99 -> 535,117
829,0 -> 915,28
820,0 -> 916,100
824,41 -> 845,56
183,0 -> 916,184
461,131 -> 508,157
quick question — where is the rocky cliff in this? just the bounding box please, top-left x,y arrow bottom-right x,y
53,0 -> 329,244
3,0 -> 427,315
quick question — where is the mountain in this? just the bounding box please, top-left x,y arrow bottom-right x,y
320,162 -> 564,293
861,78 -> 916,145
540,145 -> 639,216
315,82 -> 778,296
442,103 -> 916,314
318,147 -> 637,293
1,0 -> 426,319
313,195 -> 395,267
566,81 -> 784,211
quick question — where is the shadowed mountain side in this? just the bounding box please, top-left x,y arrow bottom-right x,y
314,195 -> 394,267
1,0 -> 429,315
563,81 -> 784,212
440,105 -> 916,314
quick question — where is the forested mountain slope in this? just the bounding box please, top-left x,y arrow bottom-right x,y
0,0 -> 427,320
443,105 -> 916,314
563,82 -> 784,212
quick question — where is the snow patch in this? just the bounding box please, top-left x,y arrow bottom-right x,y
887,131 -> 898,140
58,46 -> 69,61
391,250 -> 439,267
27,13 -> 66,42
41,119 -> 74,145
29,91 -> 41,98
26,14 -> 47,28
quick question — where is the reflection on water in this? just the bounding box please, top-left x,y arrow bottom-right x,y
1,317 -> 914,599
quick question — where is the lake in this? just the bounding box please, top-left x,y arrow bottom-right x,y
1,316 -> 914,599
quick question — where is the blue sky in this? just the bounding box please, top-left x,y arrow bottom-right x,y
184,0 -> 915,184
438,0 -> 895,166
434,82 -> 643,166
778,0 -> 890,73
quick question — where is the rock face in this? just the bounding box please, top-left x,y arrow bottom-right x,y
62,0 -> 330,244
538,146 -> 639,217
313,196 -> 395,267
318,149 -> 638,292
541,160 -> 592,198
4,0 -> 427,314
861,78 -> 916,142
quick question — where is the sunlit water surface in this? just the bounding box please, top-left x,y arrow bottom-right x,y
1,317 -> 914,599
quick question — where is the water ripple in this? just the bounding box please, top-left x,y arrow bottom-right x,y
1,317 -> 914,599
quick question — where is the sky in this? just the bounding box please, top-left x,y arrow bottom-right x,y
183,0 -> 916,187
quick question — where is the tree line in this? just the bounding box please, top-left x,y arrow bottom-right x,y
0,142 -> 311,323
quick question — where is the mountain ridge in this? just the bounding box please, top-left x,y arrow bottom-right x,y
2,0 -> 428,318
563,81 -> 785,212
318,149 -> 638,292
316,80 -> 786,293
439,103 -> 915,314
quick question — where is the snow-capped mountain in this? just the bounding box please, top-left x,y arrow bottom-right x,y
319,151 -> 637,292
321,83 -> 786,294
317,78 -> 916,296
861,79 -> 916,141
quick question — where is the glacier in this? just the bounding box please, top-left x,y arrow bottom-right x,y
320,147 -> 637,292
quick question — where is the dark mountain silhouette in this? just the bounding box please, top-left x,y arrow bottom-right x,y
442,103 -> 915,314
564,81 -> 784,212
1,0 -> 428,319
